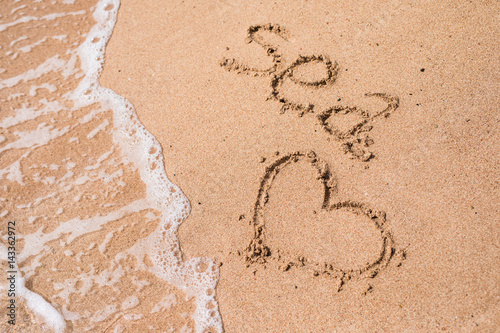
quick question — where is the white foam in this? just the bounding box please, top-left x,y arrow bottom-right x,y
151,293 -> 177,313
0,10 -> 86,32
52,35 -> 68,41
19,37 -> 48,53
29,83 -> 57,96
17,276 -> 67,332
131,277 -> 150,290
0,160 -> 25,185
61,305 -> 81,321
87,118 -> 110,139
71,1 -> 223,330
9,35 -> 28,47
0,244 -> 70,333
0,99 -> 64,128
121,296 -> 140,310
11,5 -> 27,15
0,122 -> 70,153
98,231 -> 115,253
0,55 -> 67,90
1,0 -> 223,331
90,304 -> 117,323
19,199 -> 148,262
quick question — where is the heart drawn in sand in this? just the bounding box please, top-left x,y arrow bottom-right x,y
244,151 -> 397,288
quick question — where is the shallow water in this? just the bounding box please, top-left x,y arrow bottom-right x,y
0,1 -> 222,332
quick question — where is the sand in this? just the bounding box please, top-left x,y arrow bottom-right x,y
1,0 -> 499,331
100,0 -> 500,331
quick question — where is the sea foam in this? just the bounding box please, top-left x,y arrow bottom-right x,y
0,0 -> 222,331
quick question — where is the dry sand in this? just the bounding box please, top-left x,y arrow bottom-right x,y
100,0 -> 499,331
1,0 -> 499,331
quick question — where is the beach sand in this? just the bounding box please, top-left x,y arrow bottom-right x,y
1,0 -> 499,331
100,0 -> 500,330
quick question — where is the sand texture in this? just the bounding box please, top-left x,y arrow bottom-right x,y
1,0 -> 500,332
